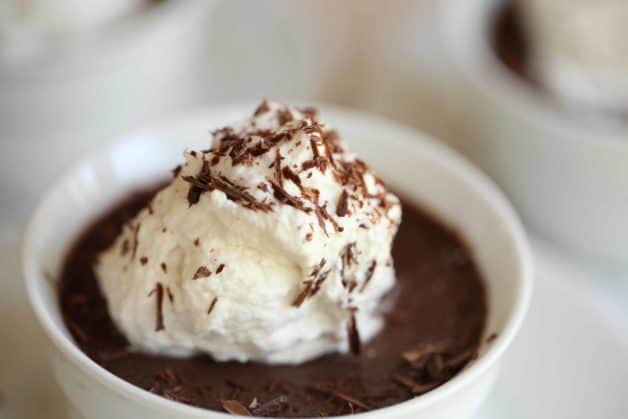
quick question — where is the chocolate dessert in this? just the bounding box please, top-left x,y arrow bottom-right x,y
59,185 -> 487,417
493,2 -> 628,118
58,102 -> 488,417
492,3 -> 535,86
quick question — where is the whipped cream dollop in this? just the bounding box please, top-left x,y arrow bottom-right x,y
96,101 -> 401,364
518,0 -> 628,111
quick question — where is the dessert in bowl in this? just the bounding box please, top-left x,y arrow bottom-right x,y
442,0 -> 628,266
23,101 -> 532,418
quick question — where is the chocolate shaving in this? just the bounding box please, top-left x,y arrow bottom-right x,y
342,243 -> 357,268
183,164 -> 272,212
302,187 -> 320,204
292,259 -> 329,306
309,138 -> 328,172
160,262 -> 167,273
345,281 -> 358,293
318,204 -> 342,233
228,137 -> 249,166
391,373 -> 439,395
323,129 -> 341,150
156,368 -> 180,386
321,132 -> 338,170
254,100 -> 271,116
219,134 -> 242,150
282,166 -> 302,190
187,184 -> 203,206
314,207 -> 328,236
163,389 -> 192,404
300,106 -> 318,120
331,390 -> 368,410
277,108 -> 293,125
292,281 -> 313,308
130,223 -> 140,260
336,190 -> 349,217
311,258 -> 326,277
194,237 -> 200,246
216,264 -> 225,274
221,399 -> 252,416
347,310 -> 361,355
166,287 -> 174,303
140,256 -> 148,265
274,149 -> 283,185
185,160 -> 211,206
248,397 -> 260,409
207,297 -> 218,314
211,126 -> 234,139
307,384 -> 368,411
270,180 -> 308,211
335,159 -> 374,202
310,137 -> 321,157
151,283 -> 165,331
301,160 -> 316,171
401,341 -> 450,366
310,269 -> 330,297
303,122 -> 323,135
359,260 -> 377,292
248,142 -> 269,158
172,164 -> 182,177
340,242 -> 357,290
251,395 -> 289,416
193,266 -> 211,280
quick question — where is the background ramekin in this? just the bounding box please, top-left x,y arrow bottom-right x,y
1,0 -> 216,230
23,103 -> 532,419
441,0 -> 628,266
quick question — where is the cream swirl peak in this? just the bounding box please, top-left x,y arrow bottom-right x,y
96,101 -> 401,364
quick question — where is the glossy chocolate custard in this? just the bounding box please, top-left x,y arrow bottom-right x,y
59,186 -> 487,417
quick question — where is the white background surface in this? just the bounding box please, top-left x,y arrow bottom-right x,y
1,0 -> 628,417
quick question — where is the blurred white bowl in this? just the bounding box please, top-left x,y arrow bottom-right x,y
441,0 -> 628,266
0,0 -> 216,226
23,103 -> 532,419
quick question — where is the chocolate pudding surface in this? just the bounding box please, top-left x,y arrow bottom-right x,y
492,2 -> 535,86
59,185 -> 487,417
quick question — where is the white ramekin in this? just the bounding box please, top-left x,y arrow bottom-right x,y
23,103 -> 532,419
0,0 -> 216,223
441,0 -> 628,266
